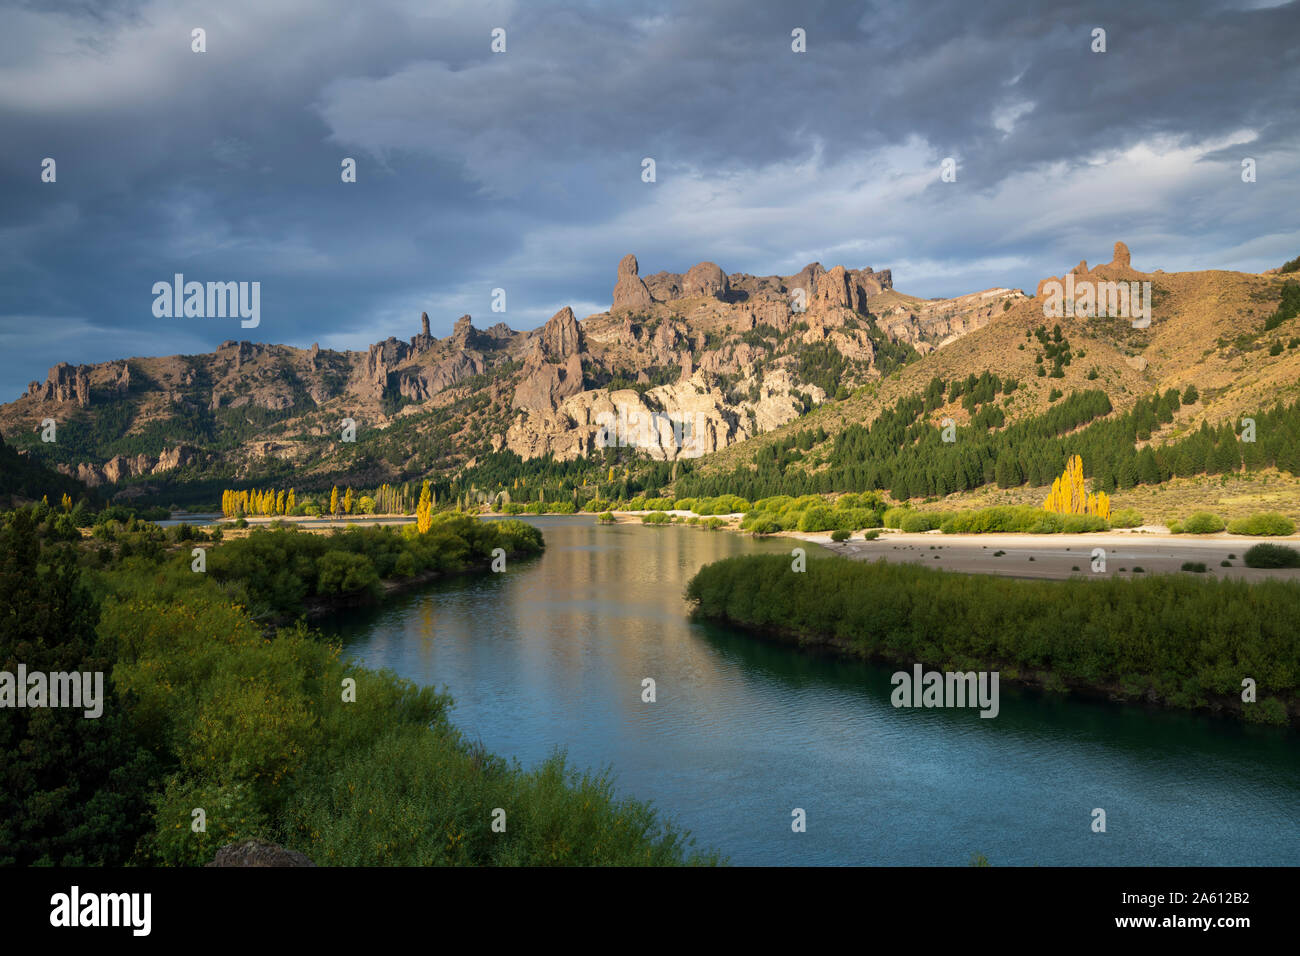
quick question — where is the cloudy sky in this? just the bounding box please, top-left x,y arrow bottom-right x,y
1,0 -> 1297,399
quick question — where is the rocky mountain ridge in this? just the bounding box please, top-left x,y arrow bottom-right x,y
2,253 -> 1022,490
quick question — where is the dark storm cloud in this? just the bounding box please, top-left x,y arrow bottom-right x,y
0,0 -> 1296,399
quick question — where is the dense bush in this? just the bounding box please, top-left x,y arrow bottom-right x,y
830,529 -> 851,542
899,511 -> 943,533
1179,512 -> 1226,534
882,507 -> 912,529
207,517 -> 543,619
1227,512 -> 1296,536
938,506 -> 1107,535
1244,543 -> 1300,568
1109,508 -> 1144,528
686,554 -> 1300,724
642,512 -> 671,525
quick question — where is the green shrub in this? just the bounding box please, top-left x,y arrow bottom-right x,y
1244,543 -> 1300,568
597,512 -> 615,524
883,506 -> 912,529
863,529 -> 881,540
641,512 -> 670,525
797,507 -> 838,533
1180,561 -> 1208,573
1227,512 -> 1296,536
899,511 -> 941,533
1179,512 -> 1225,534
830,529 -> 851,542
1109,508 -> 1143,528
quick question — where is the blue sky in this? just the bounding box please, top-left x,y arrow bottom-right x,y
1,0 -> 1297,399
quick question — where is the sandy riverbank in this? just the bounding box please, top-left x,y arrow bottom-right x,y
784,528 -> 1300,581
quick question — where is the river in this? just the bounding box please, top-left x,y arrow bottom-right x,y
320,516 -> 1300,866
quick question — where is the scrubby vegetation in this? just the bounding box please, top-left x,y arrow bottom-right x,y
1244,543 -> 1300,569
938,506 -> 1107,535
199,515 -> 543,621
686,554 -> 1299,725
1109,508 -> 1144,528
1226,512 -> 1296,536
1171,512 -> 1226,534
739,492 -> 887,534
1,507 -> 714,866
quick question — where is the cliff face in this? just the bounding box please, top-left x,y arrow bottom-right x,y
0,253 -> 1020,484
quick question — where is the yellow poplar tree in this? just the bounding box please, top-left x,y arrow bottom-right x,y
329,485 -> 339,516
287,488 -> 295,514
343,487 -> 354,515
1044,455 -> 1111,518
416,480 -> 433,533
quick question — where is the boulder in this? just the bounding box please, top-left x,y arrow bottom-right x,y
207,839 -> 316,867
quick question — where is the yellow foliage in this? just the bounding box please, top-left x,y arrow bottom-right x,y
1044,455 -> 1110,518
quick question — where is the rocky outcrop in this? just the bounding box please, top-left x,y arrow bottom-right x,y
612,254 -> 654,313
512,307 -> 586,412
537,306 -> 583,359
1034,241 -> 1145,298
506,369 -> 823,461
683,261 -> 730,299
26,363 -> 90,407
58,445 -> 197,487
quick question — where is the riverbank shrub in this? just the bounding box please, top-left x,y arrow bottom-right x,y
2,504 -> 714,866
937,506 -> 1107,535
899,511 -> 944,533
685,554 -> 1300,724
1227,512 -> 1296,536
1176,512 -> 1226,534
207,517 -> 543,620
692,495 -> 751,516
1109,508 -> 1143,528
642,512 -> 670,525
1244,543 -> 1300,568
